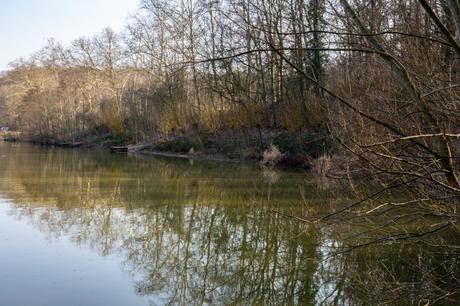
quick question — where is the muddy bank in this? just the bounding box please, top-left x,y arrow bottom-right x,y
3,128 -> 336,171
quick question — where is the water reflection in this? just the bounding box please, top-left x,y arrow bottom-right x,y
0,143 -> 341,305
2,144 -> 455,305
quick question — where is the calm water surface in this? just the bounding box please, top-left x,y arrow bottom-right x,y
0,144 -> 340,306
0,143 -> 361,305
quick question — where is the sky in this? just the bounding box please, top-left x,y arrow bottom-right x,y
0,0 -> 140,70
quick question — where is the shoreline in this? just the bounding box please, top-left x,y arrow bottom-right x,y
1,138 -> 257,165
138,150 -> 251,164
2,138 -> 315,171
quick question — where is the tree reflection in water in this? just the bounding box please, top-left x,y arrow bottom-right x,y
1,143 -> 456,305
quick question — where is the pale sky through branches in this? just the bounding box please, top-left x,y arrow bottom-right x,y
0,0 -> 139,70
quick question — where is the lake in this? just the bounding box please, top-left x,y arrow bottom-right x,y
0,142 -> 453,305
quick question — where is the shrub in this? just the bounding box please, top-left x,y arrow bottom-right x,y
273,130 -> 336,157
155,137 -> 195,154
104,131 -> 135,146
261,144 -> 284,166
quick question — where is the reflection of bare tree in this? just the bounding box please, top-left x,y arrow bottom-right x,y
0,143 -> 343,304
119,203 -> 325,305
330,223 -> 460,305
4,144 -> 451,304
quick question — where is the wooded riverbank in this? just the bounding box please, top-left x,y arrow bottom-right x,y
2,128 -> 333,169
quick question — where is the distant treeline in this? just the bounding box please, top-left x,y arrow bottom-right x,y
0,1 -> 457,155
0,0 -> 458,171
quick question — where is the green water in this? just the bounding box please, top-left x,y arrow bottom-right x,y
1,142 -> 453,305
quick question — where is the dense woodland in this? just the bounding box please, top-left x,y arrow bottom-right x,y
0,0 -> 459,303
